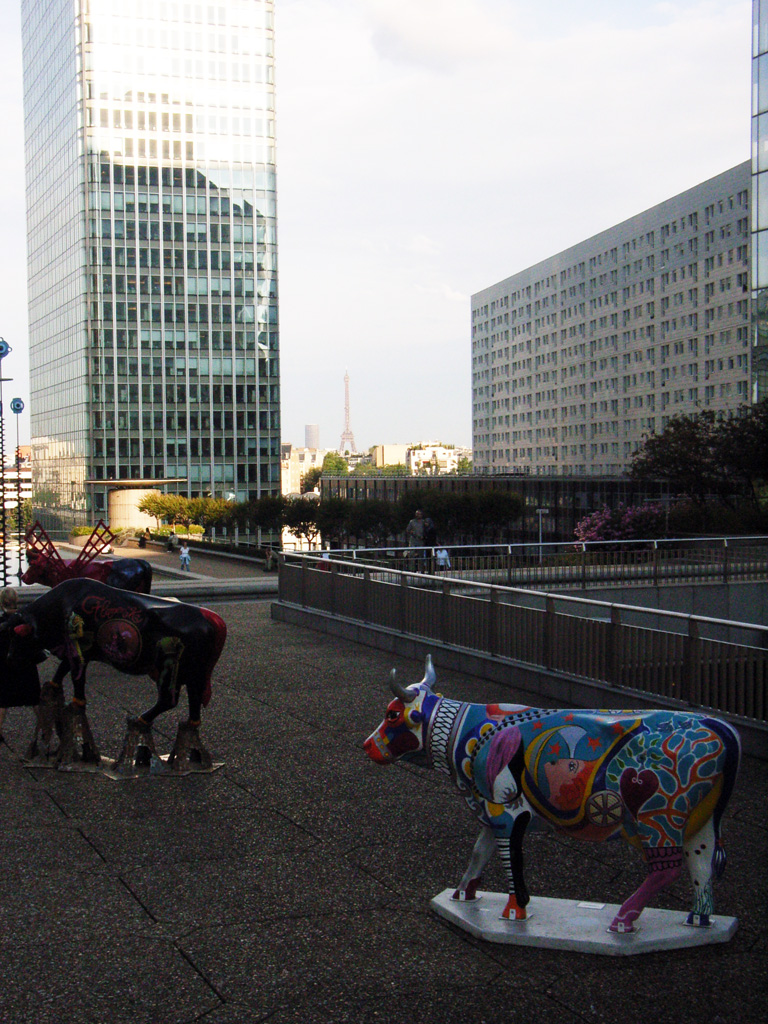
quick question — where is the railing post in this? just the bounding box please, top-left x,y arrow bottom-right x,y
488,588 -> 499,656
723,538 -> 729,584
681,618 -> 701,705
301,556 -> 307,609
507,546 -> 513,586
362,568 -> 370,624
609,606 -> 621,686
652,540 -> 659,587
441,578 -> 450,644
399,572 -> 408,634
543,596 -> 555,670
330,560 -> 338,616
581,543 -> 587,588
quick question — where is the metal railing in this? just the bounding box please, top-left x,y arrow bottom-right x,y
310,535 -> 768,589
278,553 -> 768,723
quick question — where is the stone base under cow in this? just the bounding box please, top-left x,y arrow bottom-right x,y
430,890 -> 738,955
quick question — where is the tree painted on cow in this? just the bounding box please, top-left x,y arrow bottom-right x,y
5,579 -> 226,772
364,657 -> 740,934
22,521 -> 153,594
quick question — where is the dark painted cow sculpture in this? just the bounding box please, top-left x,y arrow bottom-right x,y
364,657 -> 741,934
5,579 -> 226,735
22,551 -> 153,594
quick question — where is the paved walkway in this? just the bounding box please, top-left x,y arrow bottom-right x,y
0,567 -> 765,1022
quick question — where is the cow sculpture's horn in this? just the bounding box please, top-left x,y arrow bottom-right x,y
421,654 -> 436,690
389,668 -> 416,704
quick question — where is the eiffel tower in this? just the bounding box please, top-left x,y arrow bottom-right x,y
338,369 -> 357,454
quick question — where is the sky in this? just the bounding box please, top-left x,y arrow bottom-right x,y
0,0 -> 753,453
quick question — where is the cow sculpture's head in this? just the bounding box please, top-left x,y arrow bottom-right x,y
20,552 -> 48,586
364,656 -> 439,766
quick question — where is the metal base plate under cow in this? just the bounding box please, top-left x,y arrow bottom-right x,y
23,749 -> 224,780
23,717 -> 223,780
431,890 -> 738,956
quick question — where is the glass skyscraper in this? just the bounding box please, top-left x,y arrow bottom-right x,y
22,0 -> 280,519
753,0 -> 768,401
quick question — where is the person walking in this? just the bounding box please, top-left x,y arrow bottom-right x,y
179,541 -> 191,572
0,588 -> 41,743
406,509 -> 425,547
435,545 -> 451,571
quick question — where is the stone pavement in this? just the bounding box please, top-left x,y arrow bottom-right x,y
0,598 -> 765,1024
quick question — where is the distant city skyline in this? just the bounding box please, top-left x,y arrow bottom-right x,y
0,1 -> 752,452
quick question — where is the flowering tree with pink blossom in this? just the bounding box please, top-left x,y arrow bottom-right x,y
574,502 -> 667,544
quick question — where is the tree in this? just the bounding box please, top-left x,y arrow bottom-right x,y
629,411 -> 727,506
321,452 -> 348,477
630,402 -> 768,510
187,497 -> 232,531
716,399 -> 768,507
455,456 -> 473,474
137,493 -> 188,529
345,499 -> 395,546
302,466 -> 322,492
472,491 -> 524,542
316,498 -> 350,548
283,497 -> 320,547
250,495 -> 286,535
574,503 -> 667,543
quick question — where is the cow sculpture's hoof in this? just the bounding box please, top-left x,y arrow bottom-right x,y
56,704 -> 101,767
38,682 -> 64,742
452,881 -> 482,902
167,721 -> 212,772
113,717 -> 167,777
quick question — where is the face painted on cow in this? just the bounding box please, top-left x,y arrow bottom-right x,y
364,688 -> 433,765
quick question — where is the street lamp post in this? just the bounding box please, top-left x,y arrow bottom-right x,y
536,507 -> 549,565
11,399 -> 24,581
0,338 -> 11,587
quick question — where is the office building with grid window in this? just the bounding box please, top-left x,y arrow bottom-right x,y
22,0 -> 280,519
472,163 -> 751,477
753,0 -> 768,400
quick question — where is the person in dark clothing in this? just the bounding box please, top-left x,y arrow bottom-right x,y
423,516 -> 437,548
0,588 -> 41,742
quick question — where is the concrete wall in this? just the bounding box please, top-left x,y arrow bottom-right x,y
559,581 -> 768,630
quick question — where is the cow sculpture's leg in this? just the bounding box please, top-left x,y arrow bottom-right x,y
609,846 -> 683,933
452,826 -> 496,902
497,812 -> 531,921
137,636 -> 185,726
683,818 -> 723,927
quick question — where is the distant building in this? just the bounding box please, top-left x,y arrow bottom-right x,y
305,424 -> 320,449
280,444 -> 329,496
407,443 -> 472,476
472,162 -> 750,476
21,0 -> 281,519
752,0 -> 768,401
370,444 -> 409,468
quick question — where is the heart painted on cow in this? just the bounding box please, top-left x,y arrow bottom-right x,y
619,767 -> 660,818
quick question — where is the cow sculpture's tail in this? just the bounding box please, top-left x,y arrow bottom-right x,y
706,716 -> 741,880
199,607 -> 227,707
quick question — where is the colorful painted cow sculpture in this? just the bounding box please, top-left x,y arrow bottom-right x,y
364,657 -> 740,934
4,579 -> 226,748
22,520 -> 153,594
22,551 -> 153,594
